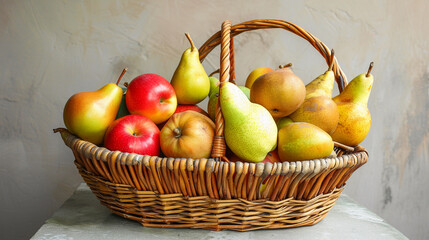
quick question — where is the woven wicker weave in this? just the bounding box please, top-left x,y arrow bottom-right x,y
55,19 -> 368,231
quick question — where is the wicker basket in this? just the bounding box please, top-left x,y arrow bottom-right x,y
55,19 -> 368,231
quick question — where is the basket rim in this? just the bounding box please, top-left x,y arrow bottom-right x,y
55,128 -> 368,177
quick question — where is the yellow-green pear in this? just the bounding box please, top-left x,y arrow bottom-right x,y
208,76 -> 220,97
171,33 -> 210,104
63,68 -> 127,145
331,62 -> 374,146
278,122 -> 334,162
207,86 -> 250,121
289,53 -> 339,134
220,82 -> 277,163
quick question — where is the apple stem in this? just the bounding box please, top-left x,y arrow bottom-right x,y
366,62 -> 374,77
328,49 -> 335,71
173,127 -> 182,138
209,69 -> 220,77
185,33 -> 196,52
279,63 -> 293,69
116,68 -> 128,86
123,82 -> 129,88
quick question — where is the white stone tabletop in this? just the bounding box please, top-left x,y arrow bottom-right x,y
31,183 -> 408,240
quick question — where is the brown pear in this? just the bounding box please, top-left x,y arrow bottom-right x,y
250,64 -> 306,118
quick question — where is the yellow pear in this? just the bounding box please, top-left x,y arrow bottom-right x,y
289,51 -> 339,134
245,67 -> 273,89
331,62 -> 374,146
278,122 -> 334,162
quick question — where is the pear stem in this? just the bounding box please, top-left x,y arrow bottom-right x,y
116,68 -> 128,86
185,33 -> 196,52
333,141 -> 355,152
328,49 -> 335,71
209,69 -> 220,77
279,63 -> 293,69
366,62 -> 374,77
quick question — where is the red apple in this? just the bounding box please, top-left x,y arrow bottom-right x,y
126,73 -> 177,124
262,150 -> 281,163
104,114 -> 160,156
175,104 -> 209,117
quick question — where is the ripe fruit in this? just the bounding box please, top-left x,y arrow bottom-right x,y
289,96 -> 339,134
228,150 -> 279,163
126,73 -> 177,124
103,114 -> 160,156
331,63 -> 374,146
63,68 -> 126,145
208,76 -> 220,97
175,104 -> 209,117
262,150 -> 281,163
245,67 -> 273,89
278,122 -> 334,162
276,116 -> 294,130
289,51 -> 339,134
170,33 -> 210,104
160,111 -> 215,159
250,64 -> 306,118
207,86 -> 250,121
221,82 -> 277,163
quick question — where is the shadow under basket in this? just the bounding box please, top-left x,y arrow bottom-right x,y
55,19 -> 369,231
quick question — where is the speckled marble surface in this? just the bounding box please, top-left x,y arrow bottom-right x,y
31,183 -> 408,240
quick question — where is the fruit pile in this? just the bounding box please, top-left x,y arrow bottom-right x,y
63,33 -> 373,164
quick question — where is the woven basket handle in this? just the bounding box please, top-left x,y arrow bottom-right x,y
198,19 -> 348,160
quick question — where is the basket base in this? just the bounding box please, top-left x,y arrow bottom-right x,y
75,161 -> 343,231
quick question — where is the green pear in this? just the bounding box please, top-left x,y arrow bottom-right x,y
207,86 -> 250,121
289,53 -> 339,134
171,33 -> 210,104
208,76 -> 220,97
238,86 -> 251,99
220,82 -> 277,162
331,62 -> 374,146
276,116 -> 294,130
63,68 -> 127,145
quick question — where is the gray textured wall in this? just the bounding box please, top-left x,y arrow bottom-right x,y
0,0 -> 427,239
